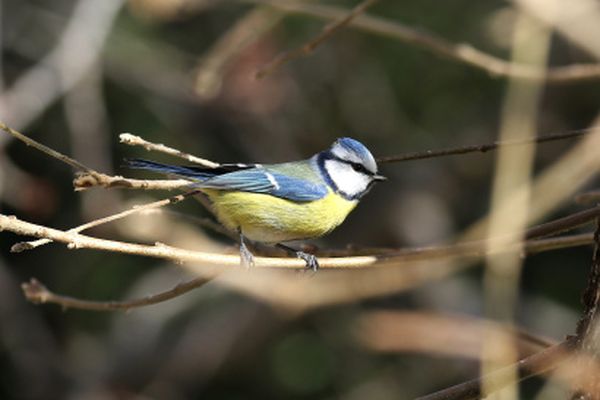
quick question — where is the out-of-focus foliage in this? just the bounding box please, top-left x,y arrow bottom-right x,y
1,1 -> 599,399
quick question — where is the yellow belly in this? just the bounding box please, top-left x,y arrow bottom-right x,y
202,189 -> 358,243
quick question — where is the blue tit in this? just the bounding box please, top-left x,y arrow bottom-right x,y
127,137 -> 385,271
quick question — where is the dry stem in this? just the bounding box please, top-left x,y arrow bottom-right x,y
21,277 -> 211,311
120,133 -> 220,168
377,129 -> 593,164
256,0 -> 378,78
245,0 -> 600,83
12,190 -> 201,252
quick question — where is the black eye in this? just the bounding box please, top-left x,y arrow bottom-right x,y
351,163 -> 370,175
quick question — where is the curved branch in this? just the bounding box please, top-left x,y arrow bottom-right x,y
21,277 -> 211,311
416,337 -> 578,400
244,0 -> 600,83
256,0 -> 379,78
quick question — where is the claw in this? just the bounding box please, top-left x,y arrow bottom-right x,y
239,231 -> 255,268
297,251 -> 319,272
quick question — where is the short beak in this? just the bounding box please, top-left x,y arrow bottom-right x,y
373,174 -> 387,182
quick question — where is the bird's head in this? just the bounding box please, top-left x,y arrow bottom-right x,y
318,137 -> 386,200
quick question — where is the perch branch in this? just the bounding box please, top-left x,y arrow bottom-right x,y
1,207 -> 598,271
21,276 -> 211,311
256,0 -> 378,78
244,0 -> 600,83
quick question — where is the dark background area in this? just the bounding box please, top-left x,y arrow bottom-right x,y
1,0 -> 599,398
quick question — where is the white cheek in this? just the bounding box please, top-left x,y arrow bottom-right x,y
325,160 -> 370,197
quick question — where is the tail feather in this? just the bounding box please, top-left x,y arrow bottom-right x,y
125,159 -> 215,180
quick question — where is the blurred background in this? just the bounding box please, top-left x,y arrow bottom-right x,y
1,0 -> 600,398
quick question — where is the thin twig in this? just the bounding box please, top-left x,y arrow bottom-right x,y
11,190 -> 201,252
76,128 -> 596,190
416,337 -> 578,400
256,0 -> 379,79
244,0 -> 600,83
119,133 -> 220,168
0,120 -> 93,172
524,205 -> 600,239
21,276 -> 211,311
417,219 -> 600,400
0,120 -> 159,192
0,120 -> 201,192
195,6 -> 285,98
376,129 -> 593,163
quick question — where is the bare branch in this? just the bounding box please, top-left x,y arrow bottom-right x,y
195,6 -> 285,98
12,190 -> 201,252
120,133 -> 220,168
1,208 -> 598,272
256,0 -> 379,79
377,129 -> 594,164
416,337 -> 578,400
0,214 -> 374,269
0,120 -> 205,192
244,0 -> 600,83
419,219 -> 600,400
21,276 -> 211,311
0,120 -> 93,172
72,173 -> 191,191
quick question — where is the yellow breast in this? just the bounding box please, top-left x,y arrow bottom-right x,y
202,189 -> 358,243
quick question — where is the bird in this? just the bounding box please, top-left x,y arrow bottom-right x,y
126,137 -> 385,271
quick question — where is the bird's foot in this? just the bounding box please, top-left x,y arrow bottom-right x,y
296,251 -> 319,272
240,241 -> 255,269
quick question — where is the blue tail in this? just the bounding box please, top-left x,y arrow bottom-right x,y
125,159 -> 215,180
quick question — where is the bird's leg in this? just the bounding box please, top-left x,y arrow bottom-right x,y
277,243 -> 319,272
239,231 -> 255,269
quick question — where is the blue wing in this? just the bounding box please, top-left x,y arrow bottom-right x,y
199,169 -> 328,202
125,158 -> 328,201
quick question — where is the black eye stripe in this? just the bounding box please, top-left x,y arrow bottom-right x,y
326,153 -> 375,176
